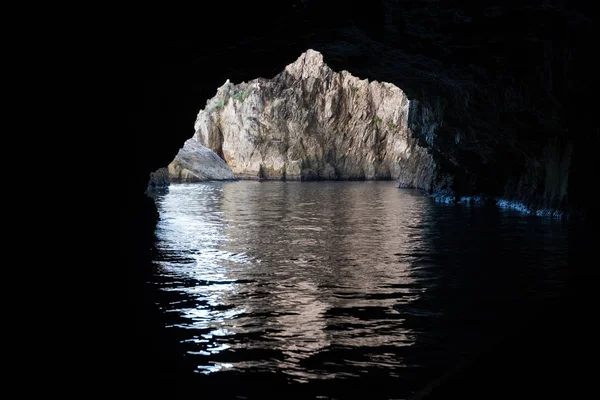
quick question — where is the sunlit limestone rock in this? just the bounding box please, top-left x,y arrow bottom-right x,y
188,49 -> 437,187
167,139 -> 234,182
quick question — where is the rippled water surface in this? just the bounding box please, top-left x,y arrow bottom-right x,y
148,181 -> 571,398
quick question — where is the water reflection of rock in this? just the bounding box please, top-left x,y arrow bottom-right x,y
151,181 -> 574,395
153,183 -> 247,363
217,181 -> 429,379
154,181 -> 437,380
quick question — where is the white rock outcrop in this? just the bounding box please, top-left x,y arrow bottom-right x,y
176,49 -> 436,186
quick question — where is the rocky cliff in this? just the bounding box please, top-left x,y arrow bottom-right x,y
186,50 -> 440,189
148,140 -> 234,188
167,139 -> 234,182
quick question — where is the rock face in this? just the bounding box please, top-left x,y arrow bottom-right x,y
189,50 -> 439,188
147,167 -> 170,189
167,139 -> 234,182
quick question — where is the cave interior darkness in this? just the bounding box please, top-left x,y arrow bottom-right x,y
123,1 -> 598,398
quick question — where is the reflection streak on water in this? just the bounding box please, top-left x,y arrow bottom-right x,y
151,181 -> 569,384
153,182 -> 426,379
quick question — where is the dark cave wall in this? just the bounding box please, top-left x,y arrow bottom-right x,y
410,3 -> 598,213
312,1 -> 598,215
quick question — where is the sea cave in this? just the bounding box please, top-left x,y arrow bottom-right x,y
122,2 -> 598,398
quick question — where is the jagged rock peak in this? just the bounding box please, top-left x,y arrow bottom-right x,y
284,49 -> 330,79
174,49 -> 439,188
